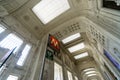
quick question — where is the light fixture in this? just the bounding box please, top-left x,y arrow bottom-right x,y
74,52 -> 88,59
68,42 -> 85,53
62,33 -> 81,44
32,0 -> 70,24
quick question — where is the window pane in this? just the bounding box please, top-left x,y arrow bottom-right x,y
0,34 -> 23,52
67,71 -> 73,80
17,44 -> 31,66
54,62 -> 63,80
0,24 -> 6,34
7,75 -> 18,80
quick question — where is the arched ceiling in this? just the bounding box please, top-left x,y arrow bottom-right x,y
0,0 -> 105,79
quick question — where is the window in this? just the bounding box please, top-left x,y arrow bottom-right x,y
0,34 -> 23,53
17,44 -> 31,66
67,71 -> 73,80
0,24 -> 6,34
32,0 -> 70,24
74,52 -> 88,59
62,33 -> 81,44
7,75 -> 18,80
54,62 -> 63,80
68,42 -> 85,53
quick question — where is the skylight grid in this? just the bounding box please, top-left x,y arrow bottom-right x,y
74,52 -> 88,59
68,43 -> 85,53
32,0 -> 70,24
62,33 -> 81,44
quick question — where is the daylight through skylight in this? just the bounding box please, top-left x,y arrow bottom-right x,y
32,0 -> 70,24
74,52 -> 88,59
7,75 -> 18,80
68,42 -> 85,53
62,33 -> 81,44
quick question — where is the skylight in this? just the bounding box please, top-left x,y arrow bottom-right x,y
87,74 -> 97,77
7,75 -> 18,80
83,68 -> 95,72
68,43 -> 85,53
62,33 -> 81,44
32,0 -> 70,24
74,52 -> 88,59
85,71 -> 96,75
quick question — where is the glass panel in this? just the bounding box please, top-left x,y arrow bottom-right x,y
62,33 -> 81,44
17,44 -> 31,66
0,24 -> 6,34
0,34 -> 23,53
54,62 -> 63,80
68,42 -> 85,53
7,75 -> 18,80
32,0 -> 70,24
67,71 -> 73,80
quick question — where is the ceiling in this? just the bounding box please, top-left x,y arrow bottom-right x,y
0,0 -> 103,79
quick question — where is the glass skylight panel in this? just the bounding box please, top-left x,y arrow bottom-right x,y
32,0 -> 70,24
68,43 -> 85,53
74,52 -> 88,59
83,68 -> 95,72
0,24 -> 6,34
7,75 -> 18,80
87,74 -> 97,77
62,33 -> 81,44
85,71 -> 96,75
17,44 -> 31,66
0,34 -> 23,52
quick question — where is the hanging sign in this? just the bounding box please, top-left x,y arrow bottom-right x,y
48,34 -> 60,53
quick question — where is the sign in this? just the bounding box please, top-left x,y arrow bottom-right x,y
104,49 -> 120,71
48,35 -> 60,53
45,49 -> 53,60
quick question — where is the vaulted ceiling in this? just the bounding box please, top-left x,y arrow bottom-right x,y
0,0 -> 104,79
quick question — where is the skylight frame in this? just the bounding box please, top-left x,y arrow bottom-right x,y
74,52 -> 88,59
62,33 -> 81,44
32,0 -> 70,24
68,42 -> 85,53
